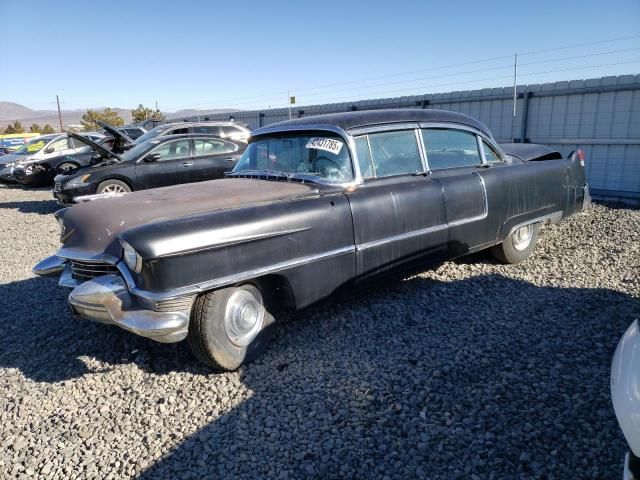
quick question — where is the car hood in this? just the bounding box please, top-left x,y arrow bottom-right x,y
58,178 -> 321,259
0,152 -> 30,166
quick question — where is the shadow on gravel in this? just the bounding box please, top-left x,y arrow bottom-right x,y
1,273 -> 638,477
0,198 -> 60,215
130,273 -> 638,479
0,276 -> 204,383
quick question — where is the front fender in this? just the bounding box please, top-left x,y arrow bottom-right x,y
612,319 -> 640,456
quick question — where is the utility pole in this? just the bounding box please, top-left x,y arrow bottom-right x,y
512,53 -> 518,117
56,95 -> 64,132
155,100 -> 158,111
287,91 -> 292,120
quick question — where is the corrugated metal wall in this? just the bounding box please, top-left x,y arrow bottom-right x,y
171,74 -> 640,200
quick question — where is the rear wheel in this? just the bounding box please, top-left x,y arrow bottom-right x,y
490,223 -> 539,264
96,179 -> 131,194
188,284 -> 274,371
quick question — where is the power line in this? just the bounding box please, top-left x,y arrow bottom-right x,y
171,34 -> 640,111
255,60 -> 640,110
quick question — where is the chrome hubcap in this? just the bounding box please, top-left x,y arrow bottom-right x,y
512,224 -> 533,251
101,184 -> 127,194
223,289 -> 264,347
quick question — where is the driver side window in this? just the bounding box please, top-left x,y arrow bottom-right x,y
366,130 -> 423,178
149,140 -> 190,161
48,138 -> 70,152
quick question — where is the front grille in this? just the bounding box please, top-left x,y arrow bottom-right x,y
153,295 -> 196,313
71,260 -> 119,281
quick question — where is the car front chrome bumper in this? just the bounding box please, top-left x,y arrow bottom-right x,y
34,255 -> 191,343
68,274 -> 190,343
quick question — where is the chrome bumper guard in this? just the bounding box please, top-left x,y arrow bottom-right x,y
34,255 -> 191,343
68,274 -> 190,343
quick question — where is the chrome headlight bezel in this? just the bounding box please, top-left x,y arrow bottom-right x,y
120,240 -> 142,274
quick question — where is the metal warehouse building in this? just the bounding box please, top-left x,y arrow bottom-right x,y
172,74 -> 640,202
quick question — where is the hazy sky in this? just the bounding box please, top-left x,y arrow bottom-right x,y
1,0 -> 639,112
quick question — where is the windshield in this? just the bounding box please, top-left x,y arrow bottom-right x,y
119,138 -> 160,162
232,134 -> 353,182
134,124 -> 172,144
13,137 -> 51,155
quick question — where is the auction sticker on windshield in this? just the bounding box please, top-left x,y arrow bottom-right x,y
305,137 -> 343,155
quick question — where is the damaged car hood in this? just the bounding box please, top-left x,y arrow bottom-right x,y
58,178 -> 321,259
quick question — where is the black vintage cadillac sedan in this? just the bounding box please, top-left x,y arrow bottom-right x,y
34,109 -> 590,371
53,132 -> 246,204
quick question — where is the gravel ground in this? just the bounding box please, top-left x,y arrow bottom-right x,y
0,184 -> 639,479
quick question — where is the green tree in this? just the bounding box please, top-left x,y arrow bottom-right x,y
4,120 -> 25,134
29,123 -> 43,133
42,124 -> 56,134
80,108 -> 125,131
131,104 -> 166,123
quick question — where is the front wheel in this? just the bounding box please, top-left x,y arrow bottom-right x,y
188,284 -> 274,371
490,223 -> 539,264
96,179 -> 131,194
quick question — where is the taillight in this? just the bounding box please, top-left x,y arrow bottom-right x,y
577,149 -> 585,167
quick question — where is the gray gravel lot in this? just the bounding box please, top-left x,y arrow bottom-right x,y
0,184 -> 639,479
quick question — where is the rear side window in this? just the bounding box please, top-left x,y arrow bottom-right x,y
422,129 -> 481,169
354,136 -> 374,178
193,139 -> 237,156
169,127 -> 189,135
482,139 -> 501,163
48,137 -> 70,152
150,139 -> 191,161
193,125 -> 222,135
367,130 -> 423,178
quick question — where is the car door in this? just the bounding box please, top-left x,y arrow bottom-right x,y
136,139 -> 192,189
346,128 -> 448,280
421,127 -> 495,255
191,138 -> 240,181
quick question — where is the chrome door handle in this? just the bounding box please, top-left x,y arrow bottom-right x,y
182,161 -> 193,167
224,157 -> 236,162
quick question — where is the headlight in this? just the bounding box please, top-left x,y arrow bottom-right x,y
120,240 -> 142,273
66,174 -> 91,188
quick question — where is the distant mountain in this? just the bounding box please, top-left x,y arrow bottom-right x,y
0,102 -> 237,130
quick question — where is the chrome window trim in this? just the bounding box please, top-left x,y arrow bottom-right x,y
348,122 -> 421,136
414,129 -> 428,173
127,245 -> 357,302
416,129 -> 430,172
477,135 -> 488,165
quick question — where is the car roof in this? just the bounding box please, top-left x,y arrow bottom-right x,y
161,121 -> 248,128
254,108 -> 492,137
144,133 -> 240,142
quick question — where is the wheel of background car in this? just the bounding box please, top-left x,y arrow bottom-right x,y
490,223 -> 539,264
313,156 -> 348,181
96,179 -> 132,195
188,284 -> 274,371
57,162 -> 79,173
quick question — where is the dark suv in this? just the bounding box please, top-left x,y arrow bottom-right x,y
135,121 -> 251,145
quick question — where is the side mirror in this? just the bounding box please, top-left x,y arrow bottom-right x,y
44,147 -> 55,154
144,153 -> 161,163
